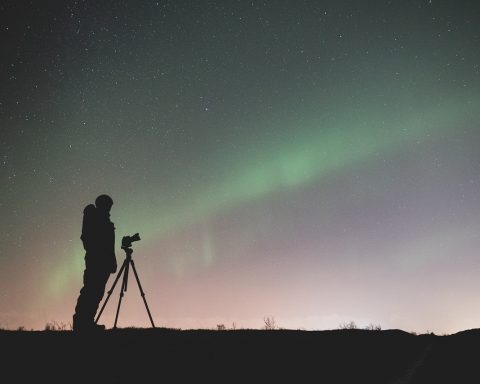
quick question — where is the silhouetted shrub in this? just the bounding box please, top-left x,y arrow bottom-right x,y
339,321 -> 357,330
364,323 -> 382,331
44,321 -> 69,331
263,316 -> 277,330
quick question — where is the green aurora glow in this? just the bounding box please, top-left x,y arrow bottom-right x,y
47,94 -> 479,296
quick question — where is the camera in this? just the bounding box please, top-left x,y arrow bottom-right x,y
121,233 -> 141,248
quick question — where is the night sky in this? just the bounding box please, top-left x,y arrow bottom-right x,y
1,0 -> 480,333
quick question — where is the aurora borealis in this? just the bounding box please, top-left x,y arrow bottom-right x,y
2,0 -> 480,333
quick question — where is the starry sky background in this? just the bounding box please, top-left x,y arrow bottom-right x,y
1,0 -> 480,333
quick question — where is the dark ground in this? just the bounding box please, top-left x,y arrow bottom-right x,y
1,328 -> 479,383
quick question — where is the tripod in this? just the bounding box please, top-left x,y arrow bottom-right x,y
95,244 -> 155,328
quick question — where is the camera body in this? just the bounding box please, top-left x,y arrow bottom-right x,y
121,233 -> 141,249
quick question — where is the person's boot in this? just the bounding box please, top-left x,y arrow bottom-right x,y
73,316 -> 105,332
91,323 -> 106,331
72,314 -> 85,332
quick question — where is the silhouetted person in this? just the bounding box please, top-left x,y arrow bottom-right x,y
73,194 -> 117,331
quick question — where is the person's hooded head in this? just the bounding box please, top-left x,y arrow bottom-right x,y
95,194 -> 113,216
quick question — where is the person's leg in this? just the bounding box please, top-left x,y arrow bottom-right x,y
91,270 -> 112,320
73,267 -> 94,330
73,268 -> 110,330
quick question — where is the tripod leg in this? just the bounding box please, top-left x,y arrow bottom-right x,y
130,259 -> 156,328
123,258 -> 129,292
114,262 -> 129,329
95,259 -> 127,324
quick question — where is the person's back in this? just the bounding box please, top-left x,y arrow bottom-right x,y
80,203 -> 97,250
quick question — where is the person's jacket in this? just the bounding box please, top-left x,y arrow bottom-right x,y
81,204 -> 117,272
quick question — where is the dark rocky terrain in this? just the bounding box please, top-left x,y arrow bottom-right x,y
1,327 -> 477,383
